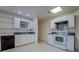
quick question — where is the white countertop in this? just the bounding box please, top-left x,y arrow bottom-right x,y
0,32 -> 14,36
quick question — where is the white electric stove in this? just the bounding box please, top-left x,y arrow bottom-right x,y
53,31 -> 68,50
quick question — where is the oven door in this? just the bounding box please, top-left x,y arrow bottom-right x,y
53,35 -> 67,45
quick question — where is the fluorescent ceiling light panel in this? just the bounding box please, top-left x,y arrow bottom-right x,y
50,7 -> 62,13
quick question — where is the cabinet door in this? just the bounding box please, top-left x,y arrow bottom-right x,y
21,35 -> 35,44
26,35 -> 31,43
68,15 -> 75,27
48,34 -> 55,45
30,34 -> 35,42
48,35 -> 51,44
14,17 -> 20,28
50,19 -> 56,29
15,35 -> 23,47
60,16 -> 68,22
21,35 -> 29,45
50,35 -> 54,44
67,36 -> 74,51
28,21 -> 34,29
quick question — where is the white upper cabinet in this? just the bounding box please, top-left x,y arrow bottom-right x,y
50,16 -> 68,29
67,15 -> 75,28
50,19 -> 56,29
14,17 -> 34,29
50,15 -> 75,29
14,17 -> 20,28
59,16 -> 68,22
28,20 -> 35,29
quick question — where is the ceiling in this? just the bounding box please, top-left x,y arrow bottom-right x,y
0,6 -> 79,20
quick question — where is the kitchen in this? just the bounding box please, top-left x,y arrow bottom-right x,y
0,6 -> 79,52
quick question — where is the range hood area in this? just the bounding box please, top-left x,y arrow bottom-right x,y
55,21 -> 68,30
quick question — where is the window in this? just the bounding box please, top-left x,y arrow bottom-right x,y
20,21 -> 29,28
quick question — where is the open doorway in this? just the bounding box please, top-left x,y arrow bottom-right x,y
38,17 -> 50,43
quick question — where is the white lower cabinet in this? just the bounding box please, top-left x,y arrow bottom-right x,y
24,35 -> 35,44
48,35 -> 52,44
48,35 -> 55,45
15,34 -> 35,47
15,35 -> 23,47
67,36 -> 74,51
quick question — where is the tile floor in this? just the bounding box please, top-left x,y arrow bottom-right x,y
3,42 -> 66,52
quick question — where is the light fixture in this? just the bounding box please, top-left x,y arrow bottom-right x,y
50,7 -> 62,13
26,14 -> 30,16
18,11 -> 21,14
